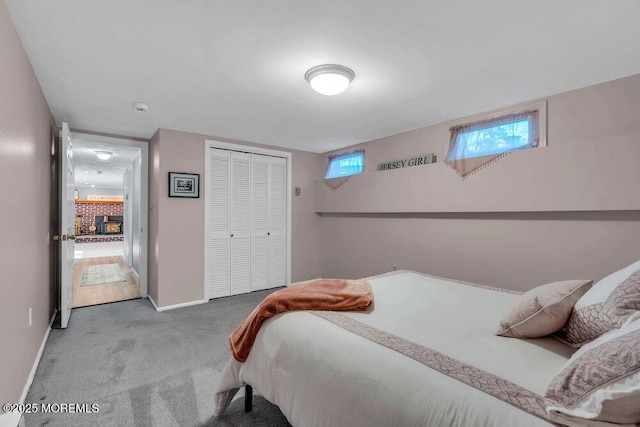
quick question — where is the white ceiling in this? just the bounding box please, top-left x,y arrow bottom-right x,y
5,1 -> 640,153
73,138 -> 140,189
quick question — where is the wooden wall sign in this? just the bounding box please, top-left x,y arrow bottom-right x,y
377,153 -> 435,171
87,195 -> 124,202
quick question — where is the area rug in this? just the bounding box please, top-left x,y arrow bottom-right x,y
81,263 -> 126,286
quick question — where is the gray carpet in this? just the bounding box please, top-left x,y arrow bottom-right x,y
24,291 -> 291,426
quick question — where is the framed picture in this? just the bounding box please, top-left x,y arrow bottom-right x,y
168,172 -> 200,198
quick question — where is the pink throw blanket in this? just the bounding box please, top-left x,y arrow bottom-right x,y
229,279 -> 373,362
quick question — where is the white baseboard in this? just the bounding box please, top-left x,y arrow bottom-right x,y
288,277 -> 322,287
147,296 -> 206,312
0,310 -> 56,427
20,309 -> 56,402
147,295 -> 159,311
0,412 -> 21,427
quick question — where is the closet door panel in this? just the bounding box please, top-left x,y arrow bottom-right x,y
269,235 -> 286,287
230,237 -> 251,295
269,156 -> 287,288
230,151 -> 251,295
251,154 -> 270,291
208,239 -> 229,298
207,148 -> 231,299
231,151 -> 251,236
251,236 -> 269,291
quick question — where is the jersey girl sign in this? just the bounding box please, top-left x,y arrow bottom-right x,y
377,153 -> 435,171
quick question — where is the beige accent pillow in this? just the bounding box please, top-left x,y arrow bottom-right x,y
496,280 -> 593,339
545,319 -> 640,426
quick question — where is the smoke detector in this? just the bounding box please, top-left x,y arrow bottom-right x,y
132,101 -> 149,112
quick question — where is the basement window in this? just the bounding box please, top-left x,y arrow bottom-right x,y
445,101 -> 547,177
325,151 -> 364,179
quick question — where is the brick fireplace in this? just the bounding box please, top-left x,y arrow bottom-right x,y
75,201 -> 123,235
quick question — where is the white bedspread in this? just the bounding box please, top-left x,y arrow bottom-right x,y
215,271 -> 575,426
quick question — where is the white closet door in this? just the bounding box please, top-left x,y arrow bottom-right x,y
207,148 -> 231,299
269,156 -> 287,288
230,151 -> 251,295
251,154 -> 270,291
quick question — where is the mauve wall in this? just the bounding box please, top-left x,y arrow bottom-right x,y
149,128 -> 321,307
317,74 -> 640,291
0,1 -> 56,408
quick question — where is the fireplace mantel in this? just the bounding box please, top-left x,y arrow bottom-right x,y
75,199 -> 123,205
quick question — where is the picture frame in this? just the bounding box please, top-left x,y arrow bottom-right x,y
168,172 -> 200,198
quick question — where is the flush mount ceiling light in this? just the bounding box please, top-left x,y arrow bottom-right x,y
95,150 -> 113,160
305,64 -> 355,96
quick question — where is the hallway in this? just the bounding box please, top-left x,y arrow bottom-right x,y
72,242 -> 140,307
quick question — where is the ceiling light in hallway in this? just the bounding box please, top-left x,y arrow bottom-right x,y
95,151 -> 113,160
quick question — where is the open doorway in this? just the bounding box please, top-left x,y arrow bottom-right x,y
69,132 -> 148,308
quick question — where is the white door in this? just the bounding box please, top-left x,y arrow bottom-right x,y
207,148 -> 231,299
230,151 -> 251,295
59,122 -> 75,328
250,154 -> 269,291
123,165 -> 133,266
269,156 -> 287,288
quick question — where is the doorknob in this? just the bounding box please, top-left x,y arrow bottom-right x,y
56,234 -> 77,241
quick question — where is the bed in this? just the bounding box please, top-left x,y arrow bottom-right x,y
214,270 -> 581,426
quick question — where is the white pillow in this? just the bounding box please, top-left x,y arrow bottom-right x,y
545,319 -> 640,426
575,260 -> 640,310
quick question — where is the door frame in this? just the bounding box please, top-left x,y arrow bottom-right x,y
204,140 -> 292,300
69,130 -> 149,298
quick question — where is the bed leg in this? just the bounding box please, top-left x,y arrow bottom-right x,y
244,385 -> 253,413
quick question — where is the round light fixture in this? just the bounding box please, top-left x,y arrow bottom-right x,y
95,150 -> 113,160
305,64 -> 355,96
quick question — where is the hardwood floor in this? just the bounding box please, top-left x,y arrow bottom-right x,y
72,256 -> 140,308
